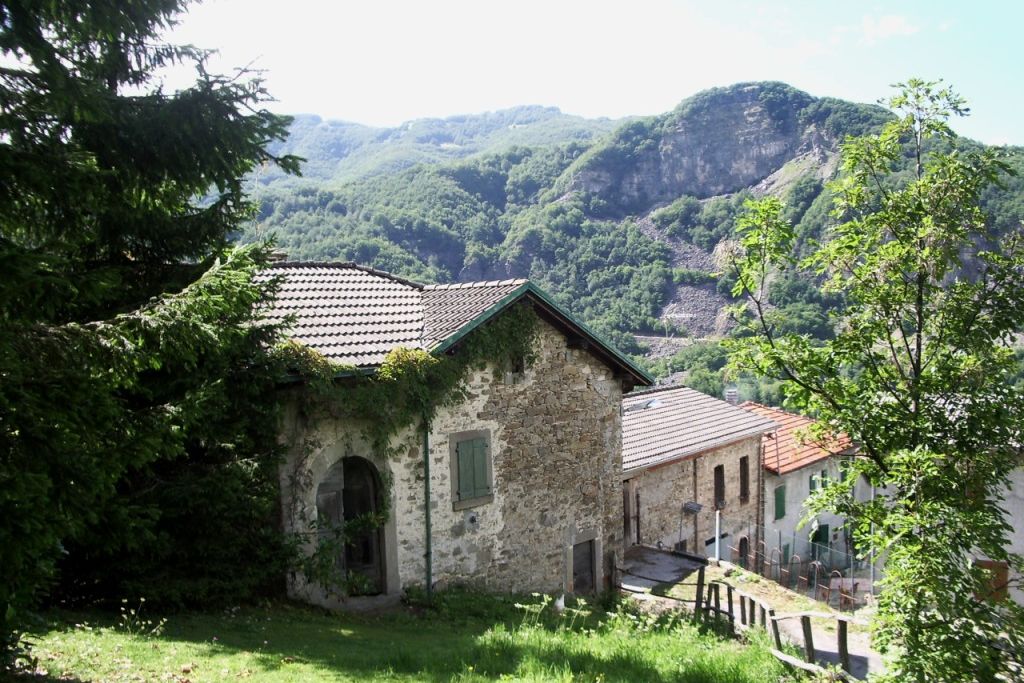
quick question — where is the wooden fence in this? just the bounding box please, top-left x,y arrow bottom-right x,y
701,580 -> 867,681
615,555 -> 869,680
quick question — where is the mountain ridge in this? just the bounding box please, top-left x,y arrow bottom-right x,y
248,81 -> 1024,363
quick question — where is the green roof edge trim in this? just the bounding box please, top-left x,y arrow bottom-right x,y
431,282 -> 653,385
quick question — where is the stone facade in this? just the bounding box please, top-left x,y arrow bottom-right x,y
279,318 -> 626,606
624,437 -> 761,559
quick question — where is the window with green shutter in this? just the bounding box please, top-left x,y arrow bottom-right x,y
457,437 -> 489,500
774,484 -> 786,520
450,430 -> 493,509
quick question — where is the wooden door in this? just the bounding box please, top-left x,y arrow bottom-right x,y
573,540 -> 595,594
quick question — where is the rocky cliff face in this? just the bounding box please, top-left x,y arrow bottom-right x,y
254,82 -> 905,354
568,83 -> 834,214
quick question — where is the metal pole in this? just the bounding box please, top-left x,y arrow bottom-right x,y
422,417 -> 433,599
870,484 -> 876,595
714,509 -> 721,561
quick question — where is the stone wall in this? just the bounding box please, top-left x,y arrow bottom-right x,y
279,315 -> 626,605
625,436 -> 761,559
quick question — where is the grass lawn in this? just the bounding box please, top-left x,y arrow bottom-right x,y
16,591 -> 792,682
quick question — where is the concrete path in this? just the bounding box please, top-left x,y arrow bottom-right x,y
619,546 -> 884,680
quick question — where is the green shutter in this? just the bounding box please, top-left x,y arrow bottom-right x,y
457,437 -> 490,501
809,474 -> 816,492
457,441 -> 475,501
774,485 -> 786,520
472,438 -> 488,497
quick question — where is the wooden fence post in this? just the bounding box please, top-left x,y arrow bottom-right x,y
694,565 -> 705,619
726,585 -> 735,632
739,594 -> 747,626
713,583 -> 721,621
759,602 -> 767,629
838,619 -> 850,673
800,615 -> 815,664
768,608 -> 782,650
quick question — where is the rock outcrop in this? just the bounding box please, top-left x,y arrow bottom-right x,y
568,83 -> 840,214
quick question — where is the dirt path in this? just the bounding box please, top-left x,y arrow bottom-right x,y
620,546 -> 885,680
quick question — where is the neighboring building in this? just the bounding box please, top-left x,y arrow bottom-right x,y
978,469 -> 1024,604
263,262 -> 652,608
621,385 -> 776,562
741,402 -> 860,570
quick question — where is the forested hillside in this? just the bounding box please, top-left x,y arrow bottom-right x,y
258,106 -> 624,185
247,82 -> 1024,368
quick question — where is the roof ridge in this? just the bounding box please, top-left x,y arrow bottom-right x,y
741,401 -> 809,420
423,278 -> 529,290
624,383 -> 700,399
267,261 -> 426,290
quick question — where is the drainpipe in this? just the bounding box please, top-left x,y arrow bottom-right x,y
422,416 -> 433,599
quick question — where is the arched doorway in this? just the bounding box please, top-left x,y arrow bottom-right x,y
315,456 -> 385,595
738,536 -> 750,569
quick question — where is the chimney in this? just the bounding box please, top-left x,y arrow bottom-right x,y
724,387 -> 739,405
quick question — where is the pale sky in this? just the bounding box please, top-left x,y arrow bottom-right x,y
166,0 -> 1023,145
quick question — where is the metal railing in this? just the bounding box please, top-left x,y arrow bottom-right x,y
724,524 -> 883,611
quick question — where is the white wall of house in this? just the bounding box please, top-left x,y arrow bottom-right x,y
994,468 -> 1024,604
763,457 -> 872,572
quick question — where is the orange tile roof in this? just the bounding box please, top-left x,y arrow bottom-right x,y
740,402 -> 854,475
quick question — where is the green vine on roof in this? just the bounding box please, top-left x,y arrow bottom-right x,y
276,301 -> 540,596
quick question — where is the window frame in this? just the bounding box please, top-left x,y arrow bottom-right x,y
449,429 -> 494,510
739,456 -> 750,504
713,464 -> 726,509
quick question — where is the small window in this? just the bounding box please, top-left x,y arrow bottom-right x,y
450,430 -> 493,510
774,484 -> 786,520
739,456 -> 750,504
714,464 -> 725,509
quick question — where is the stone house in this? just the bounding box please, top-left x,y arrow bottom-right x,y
263,262 -> 652,608
741,402 -> 861,571
621,385 -> 776,561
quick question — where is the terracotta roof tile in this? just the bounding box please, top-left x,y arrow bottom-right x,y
622,385 -> 777,474
739,402 -> 854,474
258,262 -> 528,367
422,280 -> 527,348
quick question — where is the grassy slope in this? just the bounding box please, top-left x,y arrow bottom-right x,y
21,592 -> 789,682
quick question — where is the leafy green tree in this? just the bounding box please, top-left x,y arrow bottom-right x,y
728,80 -> 1024,681
0,0 -> 298,665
